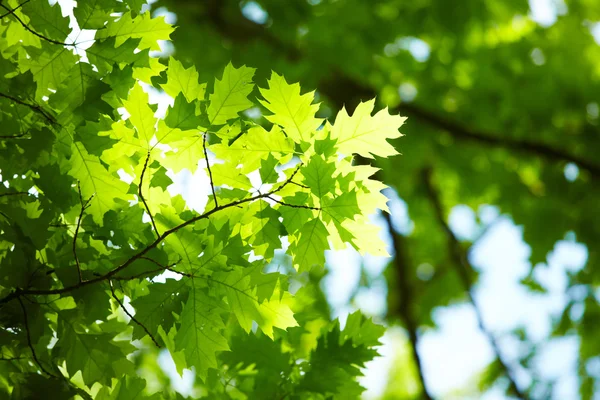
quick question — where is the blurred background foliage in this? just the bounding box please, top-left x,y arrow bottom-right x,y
145,0 -> 600,398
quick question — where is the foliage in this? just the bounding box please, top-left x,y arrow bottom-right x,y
158,0 -> 600,399
0,1 -> 401,398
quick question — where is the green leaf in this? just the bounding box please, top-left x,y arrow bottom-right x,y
211,125 -> 294,174
212,268 -> 298,338
302,156 -> 336,199
122,83 -> 156,147
208,63 -> 256,125
259,72 -> 322,143
18,46 -> 77,101
129,279 -> 187,342
54,312 -> 135,386
22,0 -> 71,42
331,99 -> 406,158
174,287 -> 230,380
299,315 -> 383,396
291,217 -> 330,271
67,142 -> 130,225
96,12 -> 174,51
161,57 -> 207,102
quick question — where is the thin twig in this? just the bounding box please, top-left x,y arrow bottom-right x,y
0,92 -> 57,125
0,164 -> 303,304
289,181 -> 308,189
0,191 -> 30,198
139,151 -> 160,237
203,132 -> 218,208
73,182 -> 93,284
0,356 -> 24,362
266,195 -> 320,210
383,212 -> 434,400
109,281 -> 160,348
112,257 -> 180,281
0,131 -> 29,139
0,0 -> 30,19
0,3 -> 74,47
422,167 -> 528,400
17,296 -> 53,376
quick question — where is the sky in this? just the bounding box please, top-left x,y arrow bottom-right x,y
52,0 -> 596,397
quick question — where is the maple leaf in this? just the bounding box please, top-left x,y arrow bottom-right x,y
96,12 -> 174,51
122,83 -> 156,147
174,287 -> 230,380
291,217 -> 330,271
331,99 -> 406,158
208,63 -> 256,125
259,72 -> 323,143
160,57 -> 207,103
66,142 -> 130,225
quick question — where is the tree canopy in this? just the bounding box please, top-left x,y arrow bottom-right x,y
1,0 -> 600,399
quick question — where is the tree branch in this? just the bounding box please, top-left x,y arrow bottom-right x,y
111,256 -> 180,281
17,297 -> 54,377
0,92 -> 57,126
139,151 -> 160,237
0,164 -> 303,304
109,281 -> 160,348
0,131 -> 29,139
421,167 -> 528,400
266,195 -> 320,210
203,132 -> 218,208
0,3 -> 74,47
401,103 -> 600,180
73,182 -> 93,284
0,191 -> 30,198
382,212 -> 434,400
0,0 -> 30,19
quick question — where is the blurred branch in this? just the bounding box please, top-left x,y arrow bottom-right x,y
0,92 -> 57,126
383,212 -> 434,400
194,1 -> 600,179
421,167 -> 528,400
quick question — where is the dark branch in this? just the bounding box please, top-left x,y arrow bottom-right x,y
109,281 -> 160,348
139,151 -> 160,237
266,195 -> 320,210
289,181 -> 309,189
0,164 -> 303,304
0,0 -> 30,19
0,191 -> 30,198
382,212 -> 434,400
421,167 -> 528,400
111,256 -> 180,281
73,182 -> 93,284
0,3 -> 74,47
0,92 -> 57,125
17,297 -> 54,377
0,131 -> 29,139
203,133 -> 218,208
401,103 -> 600,180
